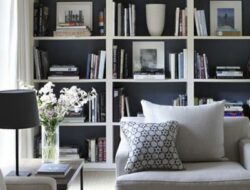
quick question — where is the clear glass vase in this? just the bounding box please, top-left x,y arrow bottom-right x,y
42,125 -> 59,163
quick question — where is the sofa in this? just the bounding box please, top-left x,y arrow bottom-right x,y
0,170 -> 56,190
116,116 -> 250,190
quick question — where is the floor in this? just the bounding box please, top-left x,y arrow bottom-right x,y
69,171 -> 116,190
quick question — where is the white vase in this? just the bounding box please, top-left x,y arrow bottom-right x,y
146,4 -> 166,36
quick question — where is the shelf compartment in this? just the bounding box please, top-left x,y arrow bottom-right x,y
33,36 -> 107,41
194,79 -> 250,83
60,122 -> 107,127
34,79 -> 107,83
113,36 -> 187,40
112,79 -> 187,83
194,36 -> 250,40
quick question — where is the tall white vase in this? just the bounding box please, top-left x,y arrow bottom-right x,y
146,4 -> 166,36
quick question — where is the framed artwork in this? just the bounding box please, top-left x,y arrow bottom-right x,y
132,41 -> 165,74
56,2 -> 93,30
210,0 -> 242,36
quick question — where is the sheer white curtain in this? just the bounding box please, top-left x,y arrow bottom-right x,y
0,0 -> 17,174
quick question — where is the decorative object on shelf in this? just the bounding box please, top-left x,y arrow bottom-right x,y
99,10 -> 105,36
146,4 -> 166,36
36,82 -> 97,163
133,41 -> 165,79
0,90 -> 40,176
210,0 -> 242,36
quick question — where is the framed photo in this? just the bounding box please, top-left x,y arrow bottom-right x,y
56,2 -> 93,30
132,41 -> 165,74
210,0 -> 242,36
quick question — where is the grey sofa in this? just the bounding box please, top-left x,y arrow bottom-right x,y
0,169 -> 56,190
116,117 -> 250,190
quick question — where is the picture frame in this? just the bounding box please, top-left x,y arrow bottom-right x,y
210,0 -> 242,36
132,41 -> 165,75
56,2 -> 93,30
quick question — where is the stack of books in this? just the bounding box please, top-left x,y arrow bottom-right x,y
86,137 -> 106,162
113,2 -> 136,36
113,88 -> 130,122
64,108 -> 85,123
173,94 -> 187,106
168,49 -> 188,79
194,9 -> 208,36
86,50 -> 106,79
88,92 -> 106,123
36,163 -> 71,178
33,47 -> 49,80
48,65 -> 79,80
54,26 -> 91,37
112,45 -> 129,79
216,66 -> 243,79
60,146 -> 80,160
194,52 -> 209,79
225,101 -> 244,117
175,7 -> 187,36
34,2 -> 49,36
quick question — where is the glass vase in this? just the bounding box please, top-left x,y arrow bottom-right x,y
42,124 -> 59,163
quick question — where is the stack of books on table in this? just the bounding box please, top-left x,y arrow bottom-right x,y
194,9 -> 208,36
216,66 -> 243,79
48,65 -> 79,80
173,94 -> 187,106
36,163 -> 71,178
174,7 -> 187,36
194,52 -> 209,79
63,108 -> 85,123
60,146 -> 80,160
54,26 -> 91,37
224,101 -> 244,117
86,137 -> 106,162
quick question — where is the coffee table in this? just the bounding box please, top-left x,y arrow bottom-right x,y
20,159 -> 84,190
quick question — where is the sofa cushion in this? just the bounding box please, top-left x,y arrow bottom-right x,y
116,161 -> 250,190
120,121 -> 184,173
0,169 -> 6,190
141,100 -> 225,162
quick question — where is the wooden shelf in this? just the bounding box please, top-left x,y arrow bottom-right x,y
33,36 -> 106,41
113,36 -> 187,40
194,79 -> 250,83
112,79 -> 187,83
33,79 -> 107,83
60,122 -> 107,127
194,36 -> 250,40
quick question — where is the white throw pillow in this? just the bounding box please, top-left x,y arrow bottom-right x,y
0,169 -> 6,190
141,100 -> 225,162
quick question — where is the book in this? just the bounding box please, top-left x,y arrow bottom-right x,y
40,51 -> 49,79
34,47 -> 42,80
117,3 -> 122,36
48,76 -> 80,80
169,53 -> 176,79
175,8 -> 180,36
37,163 -> 71,178
133,74 -> 165,80
98,50 -> 106,79
86,139 -> 96,162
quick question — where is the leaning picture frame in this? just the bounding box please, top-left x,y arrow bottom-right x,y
132,41 -> 165,75
56,2 -> 93,30
210,0 -> 242,36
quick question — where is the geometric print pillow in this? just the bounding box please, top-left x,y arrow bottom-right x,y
120,121 -> 184,173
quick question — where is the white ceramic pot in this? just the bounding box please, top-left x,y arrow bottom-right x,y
146,4 -> 166,36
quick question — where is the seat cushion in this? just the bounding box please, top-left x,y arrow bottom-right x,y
141,100 -> 225,162
116,161 -> 250,190
0,169 -> 6,190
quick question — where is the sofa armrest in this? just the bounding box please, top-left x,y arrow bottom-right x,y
115,138 -> 129,177
5,176 -> 56,190
239,138 -> 250,170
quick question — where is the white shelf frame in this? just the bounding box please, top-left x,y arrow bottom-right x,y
30,0 -> 250,170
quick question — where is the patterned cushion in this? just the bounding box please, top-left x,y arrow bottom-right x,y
120,121 -> 184,173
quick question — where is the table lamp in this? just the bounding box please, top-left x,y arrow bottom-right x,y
0,90 -> 40,176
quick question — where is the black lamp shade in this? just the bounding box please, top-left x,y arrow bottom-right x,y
0,89 -> 40,129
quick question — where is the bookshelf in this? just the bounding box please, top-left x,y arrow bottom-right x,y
30,0 -> 250,170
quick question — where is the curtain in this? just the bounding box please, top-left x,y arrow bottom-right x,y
17,0 -> 34,160
0,0 -> 17,175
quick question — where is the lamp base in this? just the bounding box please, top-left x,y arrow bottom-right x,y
7,171 -> 32,177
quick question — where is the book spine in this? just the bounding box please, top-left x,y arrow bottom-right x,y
124,8 -> 128,36
113,2 -> 116,36
201,10 -> 208,36
183,49 -> 188,79
129,4 -> 132,36
132,4 -> 136,36
124,52 -> 129,79
120,49 -> 125,79
113,89 -> 119,122
175,8 -> 180,36
98,51 -> 106,79
113,46 -> 118,79
169,53 -> 176,79
125,96 -> 130,117
117,3 -> 122,36
194,9 -> 201,36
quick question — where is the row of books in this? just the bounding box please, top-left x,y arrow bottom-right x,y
34,47 -> 49,80
194,52 -> 209,79
194,9 -> 208,36
86,51 -> 106,79
113,2 -> 136,36
113,88 -> 130,122
86,138 -> 106,162
48,65 -> 79,80
168,49 -> 188,79
112,46 -> 129,79
34,1 -> 49,36
175,7 -> 187,36
88,92 -> 106,123
173,94 -> 187,106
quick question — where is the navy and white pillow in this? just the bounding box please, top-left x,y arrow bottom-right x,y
120,121 -> 184,173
